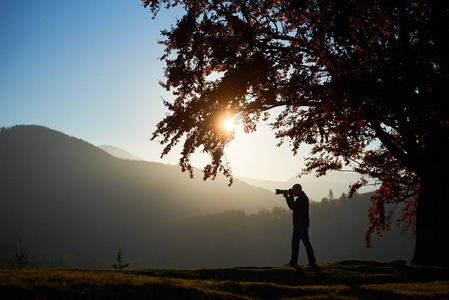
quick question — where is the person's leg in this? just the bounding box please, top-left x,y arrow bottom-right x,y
297,225 -> 316,265
290,226 -> 300,265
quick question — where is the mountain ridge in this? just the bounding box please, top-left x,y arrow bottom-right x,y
0,125 -> 414,268
98,145 -> 143,161
0,125 -> 289,267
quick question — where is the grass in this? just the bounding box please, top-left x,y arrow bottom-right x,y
1,261 -> 448,299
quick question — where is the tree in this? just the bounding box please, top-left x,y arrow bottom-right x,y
143,0 -> 449,266
112,248 -> 130,270
8,236 -> 31,269
328,190 -> 334,201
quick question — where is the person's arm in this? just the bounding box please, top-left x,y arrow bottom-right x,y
285,194 -> 296,210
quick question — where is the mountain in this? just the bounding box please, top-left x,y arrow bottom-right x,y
98,145 -> 143,161
0,125 -> 285,266
0,125 -> 414,268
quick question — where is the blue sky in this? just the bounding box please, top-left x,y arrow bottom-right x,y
0,1 -> 365,186
1,1 -> 170,148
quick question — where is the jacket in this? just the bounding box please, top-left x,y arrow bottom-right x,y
286,191 -> 310,226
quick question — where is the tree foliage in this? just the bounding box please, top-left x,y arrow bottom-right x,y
144,0 -> 449,265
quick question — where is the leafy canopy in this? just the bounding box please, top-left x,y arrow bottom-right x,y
144,0 -> 449,243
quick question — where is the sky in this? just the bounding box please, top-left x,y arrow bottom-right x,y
0,1 -> 367,187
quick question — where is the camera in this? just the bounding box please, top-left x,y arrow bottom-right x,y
275,189 -> 292,195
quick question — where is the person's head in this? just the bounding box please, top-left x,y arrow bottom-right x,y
292,184 -> 302,196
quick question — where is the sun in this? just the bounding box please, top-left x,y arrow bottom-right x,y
223,117 -> 235,133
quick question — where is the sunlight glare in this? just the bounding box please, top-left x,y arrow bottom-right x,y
223,117 -> 235,133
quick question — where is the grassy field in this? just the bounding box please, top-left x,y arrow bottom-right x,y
1,261 -> 448,299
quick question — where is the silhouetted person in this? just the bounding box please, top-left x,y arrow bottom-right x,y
284,184 -> 316,267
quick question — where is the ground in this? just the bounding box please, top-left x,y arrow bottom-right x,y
1,261 -> 448,299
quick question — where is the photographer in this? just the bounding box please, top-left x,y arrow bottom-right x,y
283,184 -> 316,267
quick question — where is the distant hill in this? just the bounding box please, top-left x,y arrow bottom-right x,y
98,145 -> 143,161
0,125 -> 287,266
0,125 -> 414,268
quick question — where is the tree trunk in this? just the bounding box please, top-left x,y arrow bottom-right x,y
411,165 -> 449,267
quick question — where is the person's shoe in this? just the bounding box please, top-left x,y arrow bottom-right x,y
284,262 -> 298,267
307,263 -> 317,267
